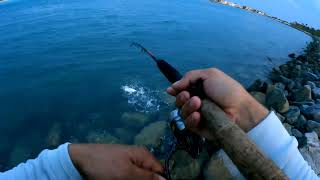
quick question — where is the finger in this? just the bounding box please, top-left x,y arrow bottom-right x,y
180,96 -> 201,119
166,87 -> 176,96
130,146 -> 164,174
130,166 -> 166,180
185,111 -> 201,130
171,69 -> 209,94
176,91 -> 190,108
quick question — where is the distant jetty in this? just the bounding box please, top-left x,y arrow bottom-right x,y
210,0 -> 320,38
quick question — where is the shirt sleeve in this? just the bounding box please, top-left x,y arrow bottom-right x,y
248,111 -> 319,180
0,143 -> 82,180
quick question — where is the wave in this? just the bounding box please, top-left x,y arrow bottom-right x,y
121,83 -> 165,113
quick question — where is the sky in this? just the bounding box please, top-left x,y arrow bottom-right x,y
231,0 -> 320,29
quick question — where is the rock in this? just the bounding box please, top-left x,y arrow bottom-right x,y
306,121 -> 320,136
302,104 -> 320,121
288,53 -> 296,58
134,121 -> 168,146
250,91 -> 266,106
283,123 -> 293,135
68,136 -> 80,143
299,132 -> 320,174
120,112 -> 151,129
279,75 -> 295,90
283,106 -> 300,125
293,85 -> 312,102
247,79 -> 264,92
114,128 -> 135,143
203,150 -> 245,180
294,115 -> 307,129
291,101 -> 315,107
296,65 -> 302,71
274,82 -> 285,90
296,55 -> 306,62
315,82 -> 320,88
160,92 -> 175,105
312,88 -> 320,99
307,81 -> 317,89
265,88 -> 290,113
292,128 -> 303,138
303,72 -> 319,81
300,104 -> 311,112
316,99 -> 320,104
46,122 -> 62,147
8,143 -> 33,167
276,112 -> 286,122
86,130 -> 120,144
170,150 -> 208,180
8,131 -> 43,168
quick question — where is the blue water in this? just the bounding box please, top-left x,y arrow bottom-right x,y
0,0 -> 311,170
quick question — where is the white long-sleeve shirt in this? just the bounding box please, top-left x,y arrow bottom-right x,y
0,111 -> 318,179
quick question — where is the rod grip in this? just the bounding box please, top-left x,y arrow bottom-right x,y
200,99 -> 288,180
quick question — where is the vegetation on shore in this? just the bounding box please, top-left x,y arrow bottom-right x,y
291,22 -> 320,37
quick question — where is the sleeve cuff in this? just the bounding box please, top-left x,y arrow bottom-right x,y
247,111 -> 298,169
57,143 -> 82,180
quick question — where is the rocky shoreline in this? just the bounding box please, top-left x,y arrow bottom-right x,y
247,38 -> 320,175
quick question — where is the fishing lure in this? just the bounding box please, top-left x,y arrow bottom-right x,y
131,42 -> 206,180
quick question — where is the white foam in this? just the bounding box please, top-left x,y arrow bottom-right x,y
121,85 -> 137,94
121,84 -> 163,113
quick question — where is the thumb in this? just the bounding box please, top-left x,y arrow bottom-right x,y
131,166 -> 166,180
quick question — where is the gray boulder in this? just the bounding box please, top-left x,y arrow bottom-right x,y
299,132 -> 320,175
302,104 -> 320,121
86,130 -> 121,144
276,112 -> 286,122
46,122 -> 62,147
274,82 -> 285,90
312,88 -> 320,99
114,128 -> 135,143
170,150 -> 209,179
266,88 -> 290,113
293,85 -> 312,102
279,75 -> 295,90
306,121 -> 320,136
120,112 -> 151,129
283,123 -> 293,135
134,121 -> 168,146
250,91 -> 266,106
303,72 -> 319,81
204,150 -> 245,180
291,128 -> 304,138
294,115 -> 307,129
307,81 -> 317,89
283,106 -> 300,125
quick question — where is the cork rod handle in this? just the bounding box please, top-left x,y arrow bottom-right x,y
201,99 -> 288,180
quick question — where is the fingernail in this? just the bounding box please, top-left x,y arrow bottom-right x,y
172,80 -> 180,87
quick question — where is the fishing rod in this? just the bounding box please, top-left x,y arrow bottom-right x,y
131,42 -> 206,180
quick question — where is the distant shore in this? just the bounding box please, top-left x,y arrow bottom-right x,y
210,0 -> 319,38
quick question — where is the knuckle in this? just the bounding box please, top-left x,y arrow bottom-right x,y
185,70 -> 198,77
137,146 -> 149,153
207,68 -> 220,75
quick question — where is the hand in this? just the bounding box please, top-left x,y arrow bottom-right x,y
167,68 -> 269,139
69,144 -> 165,180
